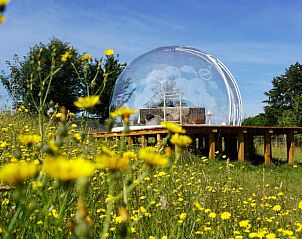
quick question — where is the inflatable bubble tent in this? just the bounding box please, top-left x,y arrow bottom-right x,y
109,46 -> 243,126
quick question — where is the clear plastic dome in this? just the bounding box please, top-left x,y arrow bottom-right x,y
110,46 -> 243,126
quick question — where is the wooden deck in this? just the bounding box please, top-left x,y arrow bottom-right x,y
94,125 -> 302,165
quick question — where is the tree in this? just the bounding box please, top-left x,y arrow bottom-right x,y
0,38 -> 125,119
0,38 -> 83,113
241,113 -> 269,126
83,55 -> 126,122
263,62 -> 302,126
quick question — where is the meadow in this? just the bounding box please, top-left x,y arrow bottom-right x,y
1,111 -> 302,239
1,49 -> 302,239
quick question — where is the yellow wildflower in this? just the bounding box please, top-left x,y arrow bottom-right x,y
0,0 -> 10,6
160,121 -> 185,133
170,133 -> 192,147
61,51 -> 72,62
239,220 -> 251,228
18,134 -> 41,145
179,212 -> 187,220
48,209 -> 59,219
272,205 -> 281,212
96,154 -> 129,171
0,15 -> 6,24
104,48 -> 115,56
162,236 -> 168,239
55,112 -> 63,118
220,211 -> 231,220
0,141 -> 7,148
266,233 -> 277,239
110,107 -> 137,123
74,95 -> 100,109
298,200 -> 302,209
1,127 -> 8,132
209,212 -> 216,219
122,151 -> 136,160
81,53 -> 92,61
43,156 -> 95,181
0,162 -> 38,184
194,201 -> 203,210
32,181 -> 43,189
96,147 -> 129,171
138,147 -> 168,167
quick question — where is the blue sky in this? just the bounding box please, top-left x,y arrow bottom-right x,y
1,0 -> 302,116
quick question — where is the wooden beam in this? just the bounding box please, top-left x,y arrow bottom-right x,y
238,132 -> 245,162
287,132 -> 294,165
264,131 -> 272,166
208,133 -> 215,160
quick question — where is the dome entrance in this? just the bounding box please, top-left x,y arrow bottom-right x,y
110,46 -> 243,126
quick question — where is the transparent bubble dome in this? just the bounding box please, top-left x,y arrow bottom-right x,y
110,46 -> 243,125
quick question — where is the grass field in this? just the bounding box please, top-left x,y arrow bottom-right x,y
1,112 -> 302,239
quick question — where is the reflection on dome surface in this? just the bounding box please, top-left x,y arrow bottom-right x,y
110,46 -> 243,126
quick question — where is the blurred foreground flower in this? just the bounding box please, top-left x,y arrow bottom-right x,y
18,134 -> 41,146
96,146 -> 131,171
170,133 -> 192,147
74,95 -> 100,109
0,162 -> 38,184
43,156 -> 95,181
104,49 -> 114,56
0,15 -> 5,23
0,0 -> 10,24
160,121 -> 185,134
81,53 -> 92,61
138,147 -> 168,167
110,107 -> 137,123
0,0 -> 10,6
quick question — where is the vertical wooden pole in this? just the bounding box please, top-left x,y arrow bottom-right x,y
287,132 -> 294,165
141,135 -> 146,147
156,133 -> 161,145
264,131 -> 272,166
238,132 -> 245,162
208,133 -> 215,160
128,136 -> 133,146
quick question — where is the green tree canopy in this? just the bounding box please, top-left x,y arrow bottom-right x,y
0,38 -> 125,120
263,62 -> 302,126
0,38 -> 82,113
83,55 -> 126,122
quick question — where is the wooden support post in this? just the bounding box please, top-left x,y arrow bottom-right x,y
128,136 -> 133,146
238,132 -> 245,162
287,132 -> 294,165
264,131 -> 272,166
156,133 -> 161,145
141,135 -> 146,147
208,133 -> 215,160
